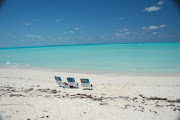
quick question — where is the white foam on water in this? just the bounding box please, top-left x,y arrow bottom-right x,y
6,62 -> 11,65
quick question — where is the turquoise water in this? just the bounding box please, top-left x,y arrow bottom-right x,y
0,43 -> 180,74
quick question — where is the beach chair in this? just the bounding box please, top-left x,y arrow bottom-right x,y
80,79 -> 93,90
67,77 -> 79,88
63,82 -> 69,88
54,76 -> 64,87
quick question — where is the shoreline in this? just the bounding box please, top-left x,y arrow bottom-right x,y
1,65 -> 180,77
0,67 -> 180,120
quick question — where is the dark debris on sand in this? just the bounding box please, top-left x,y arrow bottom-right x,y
1,85 -> 180,114
139,94 -> 180,103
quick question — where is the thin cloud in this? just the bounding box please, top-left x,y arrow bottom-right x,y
74,28 -> 80,30
152,32 -> 158,34
24,22 -> 31,26
142,27 -> 147,30
113,30 -> 130,37
64,31 -> 75,34
124,32 -> 129,34
113,33 -> 124,37
149,26 -> 159,30
157,1 -> 164,5
142,25 -> 166,30
119,28 -> 128,32
56,18 -> 63,22
12,36 -> 16,38
144,6 -> 161,12
26,34 -> 41,38
159,25 -> 166,27
69,31 -> 74,33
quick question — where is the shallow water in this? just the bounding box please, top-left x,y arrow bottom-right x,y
0,42 -> 180,74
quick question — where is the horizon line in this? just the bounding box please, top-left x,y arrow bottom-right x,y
0,41 -> 180,49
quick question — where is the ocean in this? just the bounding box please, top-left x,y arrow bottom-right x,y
0,42 -> 180,74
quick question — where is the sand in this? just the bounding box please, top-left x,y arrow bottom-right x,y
0,68 -> 180,120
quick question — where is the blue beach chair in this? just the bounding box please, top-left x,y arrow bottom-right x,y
67,77 -> 79,88
54,76 -> 64,87
80,79 -> 93,90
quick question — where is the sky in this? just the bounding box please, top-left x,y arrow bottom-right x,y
0,0 -> 180,48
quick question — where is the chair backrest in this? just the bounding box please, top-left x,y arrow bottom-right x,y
67,77 -> 75,82
81,83 -> 91,87
80,79 -> 90,83
54,76 -> 61,81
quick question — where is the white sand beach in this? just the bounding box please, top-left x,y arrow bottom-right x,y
0,68 -> 180,120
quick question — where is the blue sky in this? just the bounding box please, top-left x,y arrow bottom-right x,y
0,0 -> 180,48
